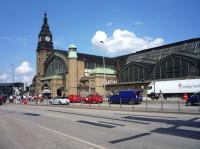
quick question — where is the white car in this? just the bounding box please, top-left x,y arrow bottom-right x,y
49,97 -> 70,105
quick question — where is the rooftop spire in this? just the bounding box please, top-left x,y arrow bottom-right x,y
44,12 -> 47,24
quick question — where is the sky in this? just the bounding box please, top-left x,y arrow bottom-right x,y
0,0 -> 199,84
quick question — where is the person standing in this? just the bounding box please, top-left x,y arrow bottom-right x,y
9,95 -> 13,103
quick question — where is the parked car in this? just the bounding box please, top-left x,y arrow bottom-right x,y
109,90 -> 143,104
49,97 -> 70,105
83,94 -> 103,104
67,95 -> 81,103
186,92 -> 200,106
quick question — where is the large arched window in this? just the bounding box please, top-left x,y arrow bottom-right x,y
153,55 -> 198,80
44,56 -> 67,76
119,62 -> 150,82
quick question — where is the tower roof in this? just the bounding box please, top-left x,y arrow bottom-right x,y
69,44 -> 77,49
39,13 -> 52,37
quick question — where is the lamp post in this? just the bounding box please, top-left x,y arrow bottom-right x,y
100,41 -> 106,97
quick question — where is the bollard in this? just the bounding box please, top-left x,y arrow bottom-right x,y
178,97 -> 181,112
99,101 -> 100,108
161,95 -> 163,110
120,97 -> 122,109
146,97 -> 148,110
132,98 -> 134,110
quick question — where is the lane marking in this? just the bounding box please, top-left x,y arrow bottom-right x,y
178,126 -> 200,132
78,120 -> 116,128
8,116 -> 106,149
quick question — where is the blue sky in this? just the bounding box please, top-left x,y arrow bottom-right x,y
0,0 -> 199,84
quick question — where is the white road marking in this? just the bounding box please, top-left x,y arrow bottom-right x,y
178,126 -> 200,132
8,117 -> 106,149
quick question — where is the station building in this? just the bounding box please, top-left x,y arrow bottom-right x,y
30,14 -> 200,97
30,13 -> 117,97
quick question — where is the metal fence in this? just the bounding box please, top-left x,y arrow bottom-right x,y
24,96 -> 200,114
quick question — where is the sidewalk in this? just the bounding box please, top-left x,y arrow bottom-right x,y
25,99 -> 200,114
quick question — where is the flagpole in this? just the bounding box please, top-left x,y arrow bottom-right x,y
100,41 -> 106,97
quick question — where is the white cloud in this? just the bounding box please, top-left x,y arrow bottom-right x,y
106,22 -> 113,26
0,73 -> 9,81
16,61 -> 34,74
91,29 -> 164,55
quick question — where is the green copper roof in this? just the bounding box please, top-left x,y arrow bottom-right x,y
68,51 -> 77,58
41,75 -> 63,81
89,67 -> 116,75
68,44 -> 77,49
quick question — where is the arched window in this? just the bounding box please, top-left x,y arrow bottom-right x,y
119,62 -> 150,82
44,56 -> 67,76
153,55 -> 198,79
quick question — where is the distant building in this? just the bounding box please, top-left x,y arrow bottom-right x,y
0,82 -> 24,96
30,13 -> 200,97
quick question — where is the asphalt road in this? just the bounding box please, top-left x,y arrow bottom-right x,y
0,104 -> 199,149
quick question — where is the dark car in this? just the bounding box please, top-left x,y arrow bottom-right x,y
109,90 -> 143,104
186,92 -> 200,106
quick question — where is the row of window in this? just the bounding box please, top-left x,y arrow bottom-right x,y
119,64 -> 149,82
154,57 -> 197,79
125,41 -> 200,65
85,62 -> 115,69
45,57 -> 67,76
44,58 -> 115,76
119,56 -> 199,82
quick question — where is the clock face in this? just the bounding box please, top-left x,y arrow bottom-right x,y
45,36 -> 51,42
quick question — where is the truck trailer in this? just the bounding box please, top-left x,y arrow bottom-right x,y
147,79 -> 200,99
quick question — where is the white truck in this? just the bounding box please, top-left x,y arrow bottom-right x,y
147,79 -> 200,99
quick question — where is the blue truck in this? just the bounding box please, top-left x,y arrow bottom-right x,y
108,90 -> 143,104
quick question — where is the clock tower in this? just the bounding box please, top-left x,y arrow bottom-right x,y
35,13 -> 54,94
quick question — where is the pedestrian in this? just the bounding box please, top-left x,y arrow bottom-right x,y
9,95 -> 13,103
35,95 -> 38,104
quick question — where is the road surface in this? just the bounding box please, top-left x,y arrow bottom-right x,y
0,104 -> 199,149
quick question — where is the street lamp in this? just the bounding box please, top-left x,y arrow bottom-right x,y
100,41 -> 106,97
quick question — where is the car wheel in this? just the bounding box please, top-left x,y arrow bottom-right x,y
59,101 -> 62,105
151,94 -> 155,99
49,101 -> 52,105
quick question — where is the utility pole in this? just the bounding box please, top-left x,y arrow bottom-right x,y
100,41 -> 106,97
11,64 -> 14,83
